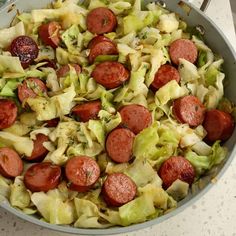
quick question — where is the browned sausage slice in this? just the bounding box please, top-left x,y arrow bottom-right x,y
106,128 -> 135,163
0,147 -> 23,178
10,36 -> 39,68
39,59 -> 57,69
151,64 -> 180,91
88,41 -> 118,64
86,7 -> 117,34
38,21 -> 61,49
173,95 -> 206,127
158,156 -> 195,189
45,118 -> 60,128
24,162 -> 61,192
119,104 -> 152,134
0,99 -> 17,130
65,156 -> 100,192
92,62 -> 130,89
57,64 -> 81,78
102,173 -> 137,207
88,35 -> 112,49
72,100 -> 101,123
18,77 -> 47,103
203,109 -> 235,142
169,39 -> 198,65
25,134 -> 49,162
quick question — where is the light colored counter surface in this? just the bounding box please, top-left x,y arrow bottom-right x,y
1,0 -> 236,236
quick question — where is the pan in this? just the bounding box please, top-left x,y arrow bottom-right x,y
0,0 -> 236,235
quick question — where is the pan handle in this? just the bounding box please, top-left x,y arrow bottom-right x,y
199,0 -> 211,12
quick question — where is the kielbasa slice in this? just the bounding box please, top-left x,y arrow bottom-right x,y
151,64 -> 180,91
158,156 -> 195,189
18,77 -> 47,103
102,173 -> 137,207
57,64 -> 81,78
203,109 -> 235,142
0,99 -> 17,130
25,134 -> 49,162
106,128 -> 135,163
173,95 -> 206,127
169,39 -> 198,65
65,156 -> 100,192
45,118 -> 60,128
24,162 -> 61,192
119,104 -> 152,134
39,59 -> 57,69
10,36 -> 39,68
88,35 -> 112,49
92,62 -> 130,89
88,41 -> 118,64
38,21 -> 61,49
72,100 -> 101,122
86,7 -> 117,34
0,147 -> 23,178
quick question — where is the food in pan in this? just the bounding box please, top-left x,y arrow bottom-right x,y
0,0 -> 235,228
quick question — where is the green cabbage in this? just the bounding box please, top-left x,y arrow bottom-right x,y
74,198 -> 111,228
27,84 -> 76,120
10,177 -> 31,209
0,55 -> 25,74
31,190 -> 76,225
114,62 -> 149,104
186,141 -> 227,176
166,179 -> 189,201
0,79 -> 23,97
119,194 -> 156,226
0,22 -> 25,49
31,0 -> 87,22
125,158 -> 162,187
98,110 -> 122,133
0,132 -> 33,156
157,13 -> 179,33
155,80 -> 188,105
3,121 -> 30,136
61,24 -> 81,53
0,175 -> 12,199
178,58 -> 200,83
88,120 -> 105,147
133,122 -> 159,160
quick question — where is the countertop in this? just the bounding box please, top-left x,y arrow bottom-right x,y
0,0 -> 236,236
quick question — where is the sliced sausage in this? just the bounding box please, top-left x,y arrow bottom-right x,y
88,35 -> 112,49
38,21 -> 61,49
24,162 -> 61,192
169,39 -> 198,65
173,95 -> 206,127
92,61 -> 130,89
203,109 -> 235,142
0,147 -> 23,178
45,118 -> 60,128
119,104 -> 152,134
65,156 -> 100,192
0,99 -> 17,130
102,173 -> 137,207
39,59 -> 57,69
18,77 -> 47,103
89,41 -> 118,64
57,64 -> 81,78
25,134 -> 49,162
86,7 -> 117,34
72,100 -> 101,123
106,128 -> 135,163
10,36 -> 39,68
158,156 -> 195,189
151,64 -> 180,91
